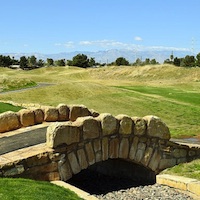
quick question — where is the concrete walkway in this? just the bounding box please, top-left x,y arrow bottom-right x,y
0,123 -> 49,155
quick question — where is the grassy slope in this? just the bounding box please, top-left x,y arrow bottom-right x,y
162,159 -> 200,181
0,65 -> 200,138
0,178 -> 83,200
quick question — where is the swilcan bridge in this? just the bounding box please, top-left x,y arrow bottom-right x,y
0,104 -> 200,183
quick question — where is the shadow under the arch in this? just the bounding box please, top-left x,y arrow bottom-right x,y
67,159 -> 156,195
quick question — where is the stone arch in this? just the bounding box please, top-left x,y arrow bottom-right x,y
1,109 -> 200,182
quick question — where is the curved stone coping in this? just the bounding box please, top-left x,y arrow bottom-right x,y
46,114 -> 171,149
0,104 -> 99,133
156,174 -> 200,198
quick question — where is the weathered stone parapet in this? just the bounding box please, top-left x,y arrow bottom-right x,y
0,104 -> 99,133
46,114 -> 172,150
45,114 -> 200,176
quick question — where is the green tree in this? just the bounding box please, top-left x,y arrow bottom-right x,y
150,59 -> 157,65
182,55 -> 196,67
28,55 -> 37,67
89,57 -> 96,67
173,57 -> 181,66
37,59 -> 44,67
55,59 -> 65,66
164,59 -> 171,64
134,58 -> 142,66
196,53 -> 200,67
143,58 -> 150,65
19,56 -> 28,69
115,57 -> 129,66
0,55 -> 12,67
46,58 -> 54,66
72,54 -> 89,68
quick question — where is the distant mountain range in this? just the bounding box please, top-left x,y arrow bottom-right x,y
2,49 -> 193,64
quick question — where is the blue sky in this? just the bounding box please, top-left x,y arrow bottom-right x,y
0,0 -> 200,54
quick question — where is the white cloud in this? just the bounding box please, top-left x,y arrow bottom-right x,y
145,46 -> 189,51
54,41 -> 75,48
55,39 -> 190,52
79,40 -> 131,48
134,36 -> 143,41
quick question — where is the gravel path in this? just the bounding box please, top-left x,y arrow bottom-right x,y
95,184 -> 195,200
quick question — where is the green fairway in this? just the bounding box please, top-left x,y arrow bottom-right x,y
117,86 -> 200,106
0,102 -> 23,113
0,178 -> 83,200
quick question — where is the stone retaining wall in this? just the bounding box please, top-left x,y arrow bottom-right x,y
0,104 -> 99,133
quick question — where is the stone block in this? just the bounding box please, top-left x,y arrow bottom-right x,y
26,153 -> 50,167
44,172 -> 60,181
177,157 -> 187,164
77,149 -> 88,170
95,152 -> 102,163
97,113 -> 118,136
46,122 -> 80,148
26,162 -> 58,174
93,139 -> 102,162
109,138 -> 119,159
69,105 -> 91,122
116,114 -> 133,135
143,115 -> 170,140
173,148 -> 187,158
102,137 -> 109,161
58,154 -> 72,181
44,106 -> 59,122
85,142 -> 95,165
159,158 -> 176,170
119,138 -> 129,159
0,111 -> 20,133
93,139 -> 101,153
141,147 -> 153,166
188,150 -> 196,157
148,149 -> 161,172
132,117 -> 146,136
33,108 -> 44,124
135,142 -> 146,163
3,165 -> 25,177
76,116 -> 100,140
68,151 -> 81,174
129,136 -> 139,160
57,104 -> 70,121
19,109 -> 35,127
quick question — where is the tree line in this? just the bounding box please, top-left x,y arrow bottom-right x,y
164,52 -> 200,67
0,52 -> 200,70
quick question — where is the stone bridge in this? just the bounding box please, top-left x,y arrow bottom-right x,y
0,104 -> 200,183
